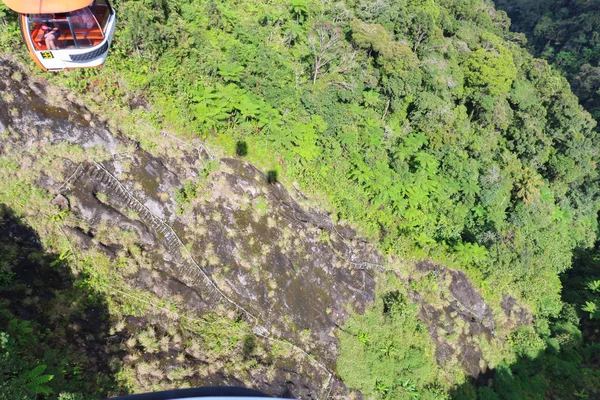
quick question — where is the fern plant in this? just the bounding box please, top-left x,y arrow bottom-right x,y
289,0 -> 308,23
1,331 -> 54,398
587,280 -> 600,293
454,241 -> 488,265
23,365 -> 54,396
217,62 -> 245,83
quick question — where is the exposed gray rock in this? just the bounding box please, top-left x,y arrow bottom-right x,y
0,55 -> 378,398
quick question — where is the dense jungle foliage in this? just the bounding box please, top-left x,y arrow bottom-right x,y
1,0 -> 600,398
494,0 -> 600,123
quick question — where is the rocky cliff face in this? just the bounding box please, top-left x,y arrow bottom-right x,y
0,55 -> 381,397
0,55 -> 531,398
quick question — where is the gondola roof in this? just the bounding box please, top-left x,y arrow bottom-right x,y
2,0 -> 93,14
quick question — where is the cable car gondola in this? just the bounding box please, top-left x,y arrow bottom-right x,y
1,0 -> 116,71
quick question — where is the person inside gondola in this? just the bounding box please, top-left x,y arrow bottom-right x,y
72,7 -> 96,29
41,22 -> 60,50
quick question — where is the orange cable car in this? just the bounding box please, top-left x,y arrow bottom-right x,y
2,0 -> 116,71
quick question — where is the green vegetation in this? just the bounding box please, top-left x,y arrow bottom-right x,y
338,276 -> 456,399
494,0 -> 600,124
1,0 -> 600,397
453,247 -> 600,399
0,207 -> 116,399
